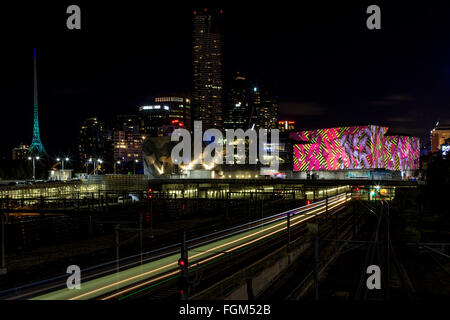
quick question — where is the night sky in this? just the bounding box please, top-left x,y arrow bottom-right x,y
1,1 -> 450,159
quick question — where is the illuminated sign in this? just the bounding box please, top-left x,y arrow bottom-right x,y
139,105 -> 170,111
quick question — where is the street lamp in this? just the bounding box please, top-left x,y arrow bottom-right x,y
86,158 -> 92,174
88,158 -> 102,175
96,159 -> 103,175
134,159 -> 139,174
56,157 -> 70,170
28,156 -> 39,180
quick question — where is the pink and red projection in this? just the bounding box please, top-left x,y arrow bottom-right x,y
290,125 -> 420,172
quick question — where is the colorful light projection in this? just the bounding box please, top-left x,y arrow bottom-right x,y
290,125 -> 419,171
384,136 -> 420,171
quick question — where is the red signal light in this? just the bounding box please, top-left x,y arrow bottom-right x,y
178,258 -> 186,267
306,200 -> 311,205
177,275 -> 188,295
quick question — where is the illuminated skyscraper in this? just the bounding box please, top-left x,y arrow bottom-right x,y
250,86 -> 279,130
78,117 -> 108,164
154,95 -> 191,131
138,105 -> 171,137
192,8 -> 224,130
113,115 -> 143,163
224,72 -> 250,129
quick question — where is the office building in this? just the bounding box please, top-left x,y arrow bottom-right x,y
192,8 -> 224,130
224,72 -> 250,129
139,105 -> 171,137
430,122 -> 450,153
154,95 -> 192,131
113,115 -> 143,164
250,86 -> 279,130
78,117 -> 109,165
12,143 -> 30,160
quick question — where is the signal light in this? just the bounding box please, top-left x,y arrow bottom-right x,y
306,200 -> 311,205
178,258 -> 187,267
177,276 -> 188,295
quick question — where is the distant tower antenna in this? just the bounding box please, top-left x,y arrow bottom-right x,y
29,48 -> 46,156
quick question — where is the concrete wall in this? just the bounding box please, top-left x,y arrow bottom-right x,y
192,240 -> 311,300
223,243 -> 310,300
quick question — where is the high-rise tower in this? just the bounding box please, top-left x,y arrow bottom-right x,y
250,86 -> 279,130
224,72 -> 250,129
192,8 -> 224,130
29,48 -> 46,156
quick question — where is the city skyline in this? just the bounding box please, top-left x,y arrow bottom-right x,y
1,3 -> 450,158
0,2 -> 448,306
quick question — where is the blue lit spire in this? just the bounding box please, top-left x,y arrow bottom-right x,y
29,48 -> 46,156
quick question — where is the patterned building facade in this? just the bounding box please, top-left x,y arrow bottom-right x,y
290,125 -> 420,172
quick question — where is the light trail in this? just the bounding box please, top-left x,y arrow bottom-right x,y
26,194 -> 350,300
101,197 -> 349,300
2,195 -> 335,300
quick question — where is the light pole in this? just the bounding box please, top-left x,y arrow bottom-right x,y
56,157 -> 69,171
96,159 -> 103,175
88,158 -> 93,174
114,160 -> 120,174
88,158 -> 102,175
133,159 -> 138,174
57,157 -> 70,170
28,156 -> 39,180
